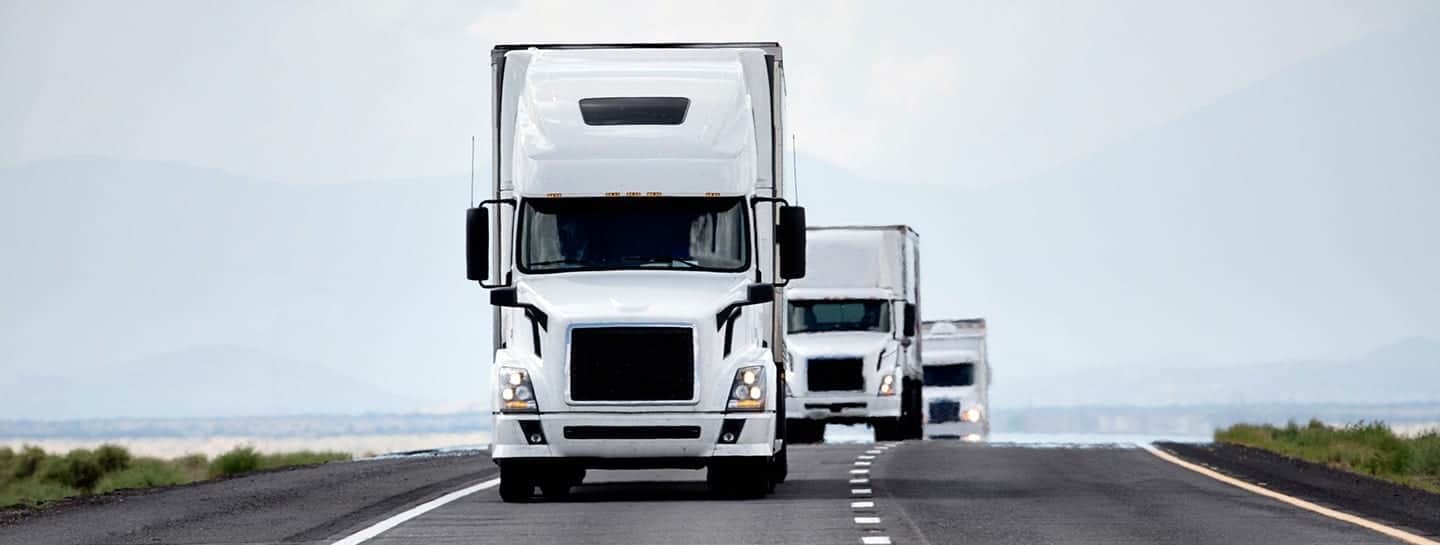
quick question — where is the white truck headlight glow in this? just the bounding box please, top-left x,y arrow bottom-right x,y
878,373 -> 897,396
727,365 -> 766,411
499,367 -> 537,412
961,407 -> 983,422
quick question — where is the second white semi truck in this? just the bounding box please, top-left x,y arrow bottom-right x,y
784,226 -> 923,443
467,42 -> 807,501
920,319 -> 990,439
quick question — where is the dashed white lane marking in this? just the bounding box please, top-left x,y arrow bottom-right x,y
855,461 -> 872,466
1141,444 -> 1440,545
855,516 -> 882,524
858,455 -> 876,460
851,488 -> 873,495
850,478 -> 870,484
851,500 -> 875,509
850,468 -> 870,475
866,449 -> 883,454
329,477 -> 500,545
861,537 -> 893,545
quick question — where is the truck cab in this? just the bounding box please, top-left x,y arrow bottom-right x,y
920,319 -> 990,440
467,43 -> 806,501
783,226 -> 924,442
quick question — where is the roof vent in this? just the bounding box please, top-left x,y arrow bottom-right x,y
579,97 -> 690,126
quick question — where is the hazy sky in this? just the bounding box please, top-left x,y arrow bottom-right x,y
3,0 -> 1433,185
3,1 -> 1439,415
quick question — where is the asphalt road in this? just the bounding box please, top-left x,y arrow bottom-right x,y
0,442 -> 1412,545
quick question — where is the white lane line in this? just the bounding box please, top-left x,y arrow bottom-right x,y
861,536 -> 893,545
850,478 -> 870,484
850,468 -> 870,474
866,449 -> 883,454
851,500 -> 875,509
851,488 -> 873,495
855,516 -> 882,524
854,461 -> 872,466
1141,444 -> 1439,545
330,477 -> 500,545
858,455 -> 876,460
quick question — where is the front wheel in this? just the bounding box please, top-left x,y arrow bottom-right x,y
904,378 -> 925,440
498,465 -> 534,503
768,444 -> 788,487
708,460 -> 770,499
786,419 -> 826,444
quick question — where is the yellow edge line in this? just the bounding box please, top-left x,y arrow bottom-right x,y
1141,443 -> 1437,545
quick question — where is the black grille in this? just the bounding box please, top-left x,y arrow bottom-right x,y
806,358 -> 864,392
570,327 -> 694,401
929,400 -> 961,423
564,426 -> 701,440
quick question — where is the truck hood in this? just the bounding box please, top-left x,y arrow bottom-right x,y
517,271 -> 750,326
786,331 -> 894,360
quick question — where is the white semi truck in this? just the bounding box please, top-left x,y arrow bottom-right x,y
784,226 -> 923,443
467,43 -> 807,501
920,319 -> 990,439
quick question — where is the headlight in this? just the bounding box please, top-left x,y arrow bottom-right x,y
498,367 -> 537,413
877,372 -> 897,396
727,365 -> 766,411
961,407 -> 983,423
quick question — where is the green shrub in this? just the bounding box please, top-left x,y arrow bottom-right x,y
94,458 -> 190,494
11,446 -> 48,479
1216,421 -> 1438,493
93,444 -> 132,473
210,447 -> 262,477
0,478 -> 77,508
42,449 -> 104,492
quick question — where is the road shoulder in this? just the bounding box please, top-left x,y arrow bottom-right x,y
1157,441 -> 1440,538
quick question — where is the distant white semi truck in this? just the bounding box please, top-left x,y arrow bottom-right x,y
784,226 -> 923,443
467,43 -> 808,501
920,319 -> 990,439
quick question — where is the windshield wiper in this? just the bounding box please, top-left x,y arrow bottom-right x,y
527,258 -> 590,268
620,256 -> 703,269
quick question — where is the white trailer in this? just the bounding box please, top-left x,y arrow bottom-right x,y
783,226 -> 923,442
920,319 -> 990,439
467,43 -> 808,501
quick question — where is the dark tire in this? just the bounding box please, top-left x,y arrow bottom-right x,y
872,418 -> 902,442
769,444 -> 788,486
708,461 -> 770,499
787,419 -> 825,444
498,465 -> 534,503
539,480 -> 571,498
904,379 -> 925,440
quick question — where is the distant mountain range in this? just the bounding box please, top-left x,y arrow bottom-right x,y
995,336 -> 1440,407
1,157 -> 489,419
1,345 -> 421,420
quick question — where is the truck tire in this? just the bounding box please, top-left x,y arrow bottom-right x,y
498,465 -> 534,503
786,419 -> 825,444
769,444 -> 788,486
904,379 -> 925,440
872,418 -> 902,442
708,460 -> 770,499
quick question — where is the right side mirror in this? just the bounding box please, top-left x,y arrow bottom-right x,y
466,207 -> 489,282
778,206 -> 807,280
902,303 -> 918,337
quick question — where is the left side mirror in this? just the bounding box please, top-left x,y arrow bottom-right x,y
902,303 -> 918,337
466,207 -> 489,282
778,206 -> 807,280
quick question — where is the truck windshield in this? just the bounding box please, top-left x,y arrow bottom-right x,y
787,300 -> 890,333
924,363 -> 976,387
518,197 -> 749,273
